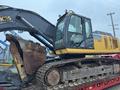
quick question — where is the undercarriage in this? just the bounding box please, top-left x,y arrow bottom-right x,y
35,58 -> 120,90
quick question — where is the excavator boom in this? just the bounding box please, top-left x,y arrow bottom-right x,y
0,5 -> 55,50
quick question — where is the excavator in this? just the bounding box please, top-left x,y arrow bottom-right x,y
0,5 -> 120,90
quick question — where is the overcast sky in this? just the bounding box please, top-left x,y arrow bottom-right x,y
0,0 -> 120,40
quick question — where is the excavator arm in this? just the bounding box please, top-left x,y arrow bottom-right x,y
0,5 -> 56,51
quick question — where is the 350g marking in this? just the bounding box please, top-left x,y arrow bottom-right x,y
0,16 -> 12,22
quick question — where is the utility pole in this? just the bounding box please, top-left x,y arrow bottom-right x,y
107,12 -> 116,37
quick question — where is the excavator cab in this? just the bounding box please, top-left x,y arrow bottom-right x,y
55,11 -> 94,55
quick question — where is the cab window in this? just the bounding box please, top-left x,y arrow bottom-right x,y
68,15 -> 84,48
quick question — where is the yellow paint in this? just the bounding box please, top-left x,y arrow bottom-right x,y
55,35 -> 120,55
0,64 -> 12,67
14,57 -> 27,80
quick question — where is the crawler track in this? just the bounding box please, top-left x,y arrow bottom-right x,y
35,57 -> 120,90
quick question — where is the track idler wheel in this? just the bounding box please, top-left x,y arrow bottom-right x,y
45,68 -> 60,86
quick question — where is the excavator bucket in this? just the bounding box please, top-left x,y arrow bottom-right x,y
6,34 -> 46,78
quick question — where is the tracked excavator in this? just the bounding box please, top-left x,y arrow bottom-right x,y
0,5 -> 120,90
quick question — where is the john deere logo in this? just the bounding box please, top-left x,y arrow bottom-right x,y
0,16 -> 12,23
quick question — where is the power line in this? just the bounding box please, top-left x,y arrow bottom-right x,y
107,12 -> 118,37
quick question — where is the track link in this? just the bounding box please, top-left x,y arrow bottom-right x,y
35,57 -> 120,90
36,62 -> 54,90
36,58 -> 80,90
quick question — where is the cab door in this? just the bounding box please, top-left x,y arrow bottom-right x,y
84,18 -> 94,49
67,15 -> 85,48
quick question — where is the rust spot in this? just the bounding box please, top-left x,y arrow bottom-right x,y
23,40 -> 46,75
7,34 -> 46,75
